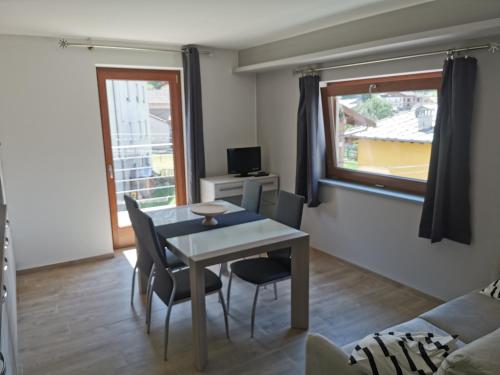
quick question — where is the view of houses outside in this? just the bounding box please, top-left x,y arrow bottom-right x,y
106,80 -> 176,227
334,90 -> 438,181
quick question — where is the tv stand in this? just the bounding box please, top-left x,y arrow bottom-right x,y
200,173 -> 279,202
234,173 -> 250,178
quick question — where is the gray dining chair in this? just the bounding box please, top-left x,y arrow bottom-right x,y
218,180 -> 263,282
125,195 -> 154,307
125,195 -> 185,333
131,207 -> 229,360
240,180 -> 263,213
226,190 -> 304,337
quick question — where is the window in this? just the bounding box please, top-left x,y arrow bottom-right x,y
321,72 -> 442,195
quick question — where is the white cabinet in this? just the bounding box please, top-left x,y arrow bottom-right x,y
200,174 -> 279,201
3,224 -> 16,368
0,155 -> 17,374
0,205 -> 16,375
0,303 -> 14,375
200,174 -> 279,216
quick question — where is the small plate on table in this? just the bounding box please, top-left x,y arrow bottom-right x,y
191,203 -> 228,226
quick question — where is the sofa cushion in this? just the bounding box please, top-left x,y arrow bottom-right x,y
420,292 -> 500,343
437,328 -> 500,375
342,317 -> 465,354
480,280 -> 500,300
349,331 -> 458,375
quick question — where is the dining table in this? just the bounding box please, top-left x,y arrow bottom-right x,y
142,200 -> 310,371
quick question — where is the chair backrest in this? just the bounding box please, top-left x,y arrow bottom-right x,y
241,180 -> 263,213
124,194 -> 139,211
124,194 -> 153,276
274,191 -> 304,229
131,208 -> 175,305
268,191 -> 305,261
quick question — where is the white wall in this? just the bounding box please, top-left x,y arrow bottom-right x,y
201,50 -> 257,175
0,35 -> 256,270
256,49 -> 500,300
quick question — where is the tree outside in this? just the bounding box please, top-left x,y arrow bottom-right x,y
355,95 -> 394,121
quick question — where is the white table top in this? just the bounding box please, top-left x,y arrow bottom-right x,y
147,200 -> 243,227
167,218 -> 308,264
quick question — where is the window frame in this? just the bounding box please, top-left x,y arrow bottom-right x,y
321,71 -> 443,196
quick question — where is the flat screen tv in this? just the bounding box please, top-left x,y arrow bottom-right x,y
227,147 -> 261,177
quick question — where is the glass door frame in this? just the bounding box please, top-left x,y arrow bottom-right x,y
96,67 -> 187,249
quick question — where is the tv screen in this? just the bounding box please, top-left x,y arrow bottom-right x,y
227,147 -> 261,177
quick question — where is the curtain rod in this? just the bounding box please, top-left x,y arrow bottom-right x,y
293,42 -> 499,75
58,39 -> 212,55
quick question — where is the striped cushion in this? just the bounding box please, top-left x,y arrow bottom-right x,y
480,280 -> 500,300
349,332 -> 458,375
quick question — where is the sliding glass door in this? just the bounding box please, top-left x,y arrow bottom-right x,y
97,68 -> 186,249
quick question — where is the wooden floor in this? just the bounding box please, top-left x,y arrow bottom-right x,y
17,249 -> 440,375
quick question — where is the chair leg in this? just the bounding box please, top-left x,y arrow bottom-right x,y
273,282 -> 278,300
226,271 -> 234,313
146,266 -> 155,334
145,270 -> 151,324
251,285 -> 260,338
146,289 -> 154,334
218,264 -> 223,303
164,303 -> 173,361
218,290 -> 230,339
130,263 -> 138,305
145,283 -> 151,324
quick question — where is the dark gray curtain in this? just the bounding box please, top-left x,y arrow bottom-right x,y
419,57 -> 477,244
182,46 -> 206,203
295,75 -> 325,207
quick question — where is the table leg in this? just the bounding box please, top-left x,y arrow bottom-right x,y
291,236 -> 309,329
190,262 -> 208,371
219,262 -> 229,276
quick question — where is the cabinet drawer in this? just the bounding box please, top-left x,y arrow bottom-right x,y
256,177 -> 279,192
214,182 -> 244,198
213,177 -> 279,199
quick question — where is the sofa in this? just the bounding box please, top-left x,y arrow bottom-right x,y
305,291 -> 500,375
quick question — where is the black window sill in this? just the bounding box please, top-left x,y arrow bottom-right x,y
319,178 -> 424,205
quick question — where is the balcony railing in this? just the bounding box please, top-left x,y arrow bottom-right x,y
115,175 -> 174,184
111,142 -> 173,149
117,195 -> 176,208
116,184 -> 175,195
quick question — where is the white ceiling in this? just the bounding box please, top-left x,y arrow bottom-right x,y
0,0 -> 433,49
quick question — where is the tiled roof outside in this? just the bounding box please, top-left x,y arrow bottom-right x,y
344,107 -> 436,144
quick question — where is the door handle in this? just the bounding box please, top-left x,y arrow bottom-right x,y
108,164 -> 114,180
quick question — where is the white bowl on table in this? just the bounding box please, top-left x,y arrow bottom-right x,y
191,203 -> 228,226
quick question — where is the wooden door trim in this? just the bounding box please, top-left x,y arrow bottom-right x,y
96,67 -> 186,249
